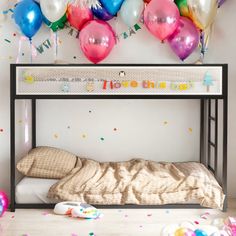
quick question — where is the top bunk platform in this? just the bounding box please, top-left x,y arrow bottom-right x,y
11,64 -> 228,99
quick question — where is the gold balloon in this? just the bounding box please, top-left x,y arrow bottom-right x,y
187,0 -> 218,30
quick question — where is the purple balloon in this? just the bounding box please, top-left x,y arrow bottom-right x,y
92,5 -> 113,21
168,17 -> 199,61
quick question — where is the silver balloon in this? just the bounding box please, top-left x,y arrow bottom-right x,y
120,0 -> 144,27
40,0 -> 68,23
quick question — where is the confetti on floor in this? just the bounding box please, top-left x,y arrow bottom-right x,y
11,215 -> 14,219
100,137 -> 105,141
4,39 -> 11,43
124,214 -> 128,218
42,211 -> 49,216
147,214 -> 152,217
166,210 -> 170,214
89,232 -> 95,236
194,221 -> 199,225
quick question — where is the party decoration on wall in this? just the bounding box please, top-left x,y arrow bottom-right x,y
174,0 -> 189,17
40,0 -> 67,23
168,17 -> 199,61
0,191 -> 9,217
120,0 -> 144,27
13,0 -> 43,39
187,0 -> 218,30
79,20 -> 116,63
67,4 -> 93,30
36,38 -> 52,54
144,0 -> 180,41
45,14 -> 68,32
203,72 -> 213,92
100,0 -> 125,16
92,3 -> 113,21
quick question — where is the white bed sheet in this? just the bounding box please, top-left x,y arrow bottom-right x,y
16,177 -> 59,204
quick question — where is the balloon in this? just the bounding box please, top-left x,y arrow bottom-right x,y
174,0 -> 189,17
194,229 -> 208,236
144,0 -> 151,3
79,20 -> 116,63
44,13 -> 67,32
13,0 -> 43,39
175,228 -> 196,236
120,0 -> 144,27
168,17 -> 199,61
40,0 -> 67,23
218,0 -> 226,7
144,0 -> 180,41
0,202 -> 3,217
187,0 -> 218,30
67,4 -> 93,30
99,0 -> 125,16
92,4 -> 113,21
0,191 -> 9,214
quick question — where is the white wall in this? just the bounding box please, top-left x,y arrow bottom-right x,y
0,1 -> 235,198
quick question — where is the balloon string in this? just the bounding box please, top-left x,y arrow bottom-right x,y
29,39 -> 33,63
16,37 -> 23,64
54,31 -> 58,61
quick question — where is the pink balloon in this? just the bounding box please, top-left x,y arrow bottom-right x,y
79,20 -> 116,64
0,191 -> 9,213
168,17 -> 199,61
144,0 -> 180,41
67,4 -> 93,31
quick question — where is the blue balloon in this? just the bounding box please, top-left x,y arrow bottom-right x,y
14,0 -> 43,39
92,4 -> 113,21
195,229 -> 208,236
99,0 -> 125,16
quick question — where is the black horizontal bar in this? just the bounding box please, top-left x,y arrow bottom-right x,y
13,95 -> 225,100
15,203 -> 208,210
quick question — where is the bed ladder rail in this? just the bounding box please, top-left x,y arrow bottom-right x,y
207,99 -> 218,175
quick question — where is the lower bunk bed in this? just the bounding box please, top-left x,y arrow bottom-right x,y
15,146 -> 225,210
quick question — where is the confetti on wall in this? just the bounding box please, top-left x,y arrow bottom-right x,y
164,121 -> 168,125
53,134 -> 59,139
0,128 -> 3,133
100,137 -> 105,141
189,128 -> 193,133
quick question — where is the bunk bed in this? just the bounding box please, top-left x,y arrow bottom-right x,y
10,64 -> 228,212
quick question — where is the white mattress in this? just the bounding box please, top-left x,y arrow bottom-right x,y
16,177 -> 59,204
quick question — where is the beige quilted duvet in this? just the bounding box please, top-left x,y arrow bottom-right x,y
48,158 -> 225,209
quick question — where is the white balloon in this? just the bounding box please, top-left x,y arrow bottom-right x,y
120,0 -> 144,27
40,0 -> 68,22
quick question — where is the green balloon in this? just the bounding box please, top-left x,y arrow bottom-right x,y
174,0 -> 189,17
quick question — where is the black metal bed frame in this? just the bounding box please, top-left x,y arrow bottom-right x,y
10,64 -> 228,212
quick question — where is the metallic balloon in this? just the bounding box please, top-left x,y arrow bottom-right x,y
13,0 -> 43,39
99,0 -> 125,16
92,4 -> 113,21
174,0 -> 189,17
0,202 -> 3,217
79,20 -> 116,64
67,4 -> 93,30
187,0 -> 218,30
168,16 -> 199,61
40,0 -> 68,23
120,0 -> 144,27
144,0 -> 180,41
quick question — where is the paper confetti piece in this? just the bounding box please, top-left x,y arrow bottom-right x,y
189,128 -> 193,133
89,111 -> 92,113
124,214 -> 128,217
89,233 -> 94,236
165,210 -> 170,214
147,214 -> 152,217
139,225 -> 143,228
4,39 -> 11,43
100,137 -> 105,141
11,215 -> 15,219
194,221 -> 199,225
113,128 -> 117,131
0,128 -> 3,132
82,134 -> 86,138
67,126 -> 71,129
54,134 -> 59,139
71,234 -> 78,236
164,121 -> 168,125
42,211 -> 49,216
18,120 -> 23,124
22,234 -> 29,236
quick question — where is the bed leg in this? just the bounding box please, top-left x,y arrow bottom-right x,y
223,196 -> 227,212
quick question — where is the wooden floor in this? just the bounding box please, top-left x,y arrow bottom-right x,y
1,200 -> 236,236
